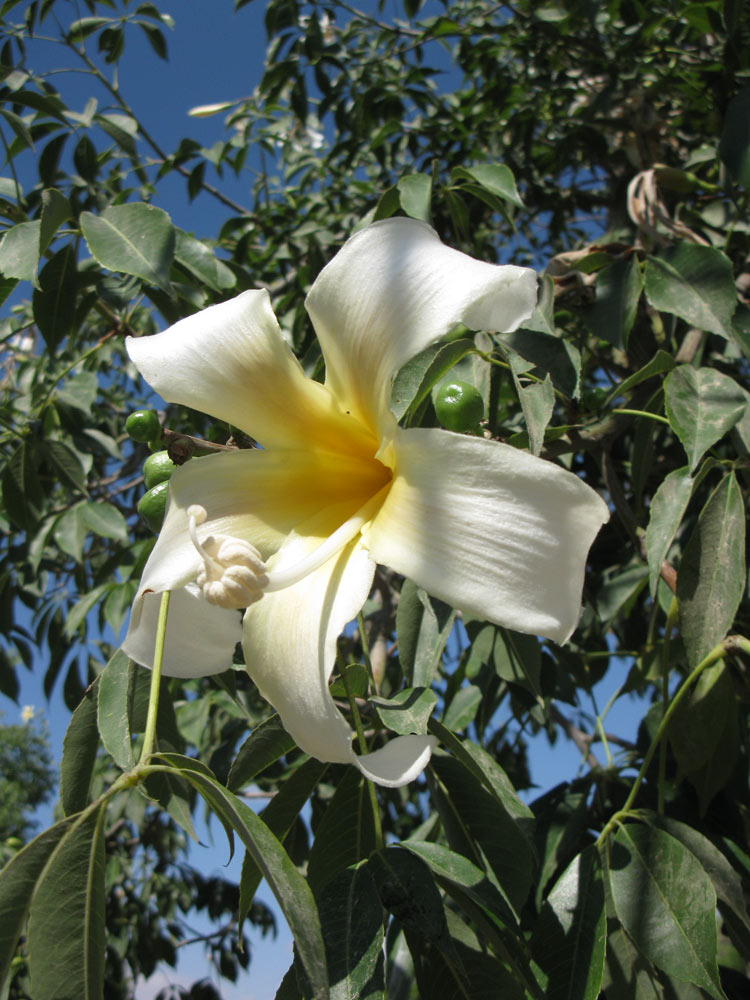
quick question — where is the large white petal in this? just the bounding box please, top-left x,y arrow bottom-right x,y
362,428 -> 610,645
126,289 -> 377,457
305,218 -> 537,430
242,527 -> 436,786
123,447 -> 390,676
242,531 -> 375,765
123,584 -> 240,678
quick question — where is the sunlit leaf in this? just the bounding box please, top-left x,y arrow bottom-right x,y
664,366 -> 746,471
608,825 -> 724,999
27,807 -> 107,1000
677,472 -> 745,666
80,202 -> 175,294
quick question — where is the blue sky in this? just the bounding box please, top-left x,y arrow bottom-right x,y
1,1 -> 645,996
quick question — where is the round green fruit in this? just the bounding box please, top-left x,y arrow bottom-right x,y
434,380 -> 484,432
125,409 -> 160,443
143,450 -> 177,490
137,480 -> 169,532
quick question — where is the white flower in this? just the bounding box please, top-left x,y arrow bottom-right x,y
122,218 -> 608,787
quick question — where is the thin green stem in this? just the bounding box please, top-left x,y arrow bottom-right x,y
610,408 -> 670,425
357,611 -> 374,686
138,590 -> 170,765
597,633 -> 749,845
591,691 -> 612,767
658,598 -> 679,813
342,664 -> 384,852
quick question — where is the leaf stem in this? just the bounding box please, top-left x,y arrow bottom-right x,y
342,664 -> 384,852
138,590 -> 170,765
597,633 -> 749,845
657,598 -> 679,812
610,408 -> 670,425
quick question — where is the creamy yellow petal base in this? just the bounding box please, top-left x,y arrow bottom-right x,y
363,427 -> 610,645
126,289 -> 377,457
123,447 -> 391,677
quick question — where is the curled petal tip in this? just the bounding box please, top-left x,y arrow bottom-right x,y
350,734 -> 437,788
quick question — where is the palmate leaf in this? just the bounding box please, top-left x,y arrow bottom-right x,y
608,825 -> 725,1000
27,807 -> 107,1000
155,757 -> 329,999
531,845 -> 606,1000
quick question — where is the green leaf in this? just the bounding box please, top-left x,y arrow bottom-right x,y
494,627 -> 542,699
396,580 -> 456,688
55,372 -> 99,414
427,721 -> 533,822
0,820 -> 73,990
402,839 -> 520,940
645,814 -> 750,939
65,583 -> 111,639
82,501 -> 128,543
719,85 -> 750,187
498,328 -> 581,398
174,228 -> 236,291
53,504 -> 88,562
307,768 -> 377,896
398,173 -> 432,222
161,761 -> 329,998
227,714 -> 295,791
239,757 -> 327,928
390,338 -> 477,423
532,784 -> 591,907
677,472 -> 746,667
586,257 -> 643,349
514,371 -> 554,455
669,660 -> 733,773
601,926 -> 663,1000
611,349 -> 675,400
532,846 -> 606,1000
80,202 -> 175,294
39,187 -> 72,253
42,439 -> 88,494
442,684 -> 482,731
0,219 -> 41,286
371,686 -> 438,736
28,808 -> 107,1000
60,680 -> 100,815
455,164 -> 524,207
370,848 -> 457,958
645,466 -> 694,595
97,649 -> 137,769
32,243 -> 77,351
644,245 -> 738,339
664,366 -> 747,471
608,825 -> 725,1000
430,753 -> 533,912
318,865 -> 385,999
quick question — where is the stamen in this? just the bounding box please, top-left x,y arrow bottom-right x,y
186,482 -> 390,609
187,504 -> 267,610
